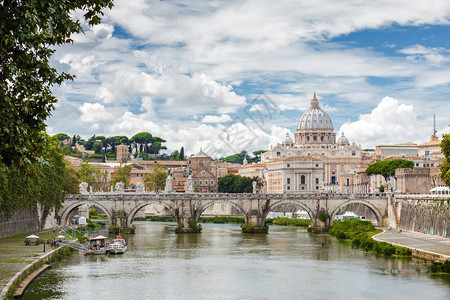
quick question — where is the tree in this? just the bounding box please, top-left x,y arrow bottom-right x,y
132,132 -> 153,153
179,147 -> 185,160
253,150 -> 267,162
0,0 -> 114,170
366,159 -> 414,181
440,132 -> 450,186
112,164 -> 132,189
62,161 -> 80,194
143,164 -> 168,191
79,160 -> 108,191
54,133 -> 70,141
84,135 -> 97,150
218,174 -> 256,193
93,141 -> 103,154
171,150 -> 180,160
0,135 -> 68,227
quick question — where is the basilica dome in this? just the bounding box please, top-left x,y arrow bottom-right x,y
296,93 -> 333,131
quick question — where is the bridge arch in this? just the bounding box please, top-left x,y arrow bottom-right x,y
267,199 -> 317,226
126,200 -> 176,228
199,200 -> 246,216
330,200 -> 384,226
59,201 -> 113,224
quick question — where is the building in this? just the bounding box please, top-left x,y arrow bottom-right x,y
266,156 -> 323,193
395,168 -> 431,194
188,149 -> 217,192
375,142 -> 418,159
116,144 -> 129,163
418,135 -> 443,159
261,93 -> 366,191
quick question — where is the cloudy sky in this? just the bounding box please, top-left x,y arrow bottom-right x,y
47,0 -> 450,157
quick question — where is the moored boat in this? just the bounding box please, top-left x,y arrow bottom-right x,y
108,235 -> 127,254
85,235 -> 109,256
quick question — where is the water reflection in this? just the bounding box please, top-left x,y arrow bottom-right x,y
23,222 -> 450,299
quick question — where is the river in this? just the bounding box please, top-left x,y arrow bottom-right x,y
23,222 -> 450,299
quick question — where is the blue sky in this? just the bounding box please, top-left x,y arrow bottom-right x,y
47,0 -> 450,156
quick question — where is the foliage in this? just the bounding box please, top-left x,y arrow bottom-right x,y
218,174 -> 257,193
222,151 -> 249,164
267,217 -> 311,227
330,219 -> 411,257
78,160 -> 108,191
54,133 -> 71,141
0,0 -> 113,170
179,147 -> 185,160
200,216 -> 244,224
427,260 -> 450,274
379,184 -> 385,193
143,164 -> 168,191
0,136 -> 68,225
318,212 -> 329,223
253,150 -> 267,162
440,132 -> 450,186
112,164 -> 132,189
329,219 -> 377,239
170,150 -> 180,160
241,222 -> 268,233
62,161 -> 80,194
366,159 -> 414,180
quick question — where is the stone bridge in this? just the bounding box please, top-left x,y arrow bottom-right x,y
58,192 -> 390,233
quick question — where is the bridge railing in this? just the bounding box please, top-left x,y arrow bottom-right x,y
65,192 -> 390,200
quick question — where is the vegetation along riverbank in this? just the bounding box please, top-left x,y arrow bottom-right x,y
329,219 -> 412,256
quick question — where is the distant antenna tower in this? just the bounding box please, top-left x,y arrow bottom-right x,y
433,114 -> 437,137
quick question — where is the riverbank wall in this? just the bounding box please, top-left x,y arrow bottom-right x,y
0,246 -> 72,300
393,195 -> 450,238
0,209 -> 40,239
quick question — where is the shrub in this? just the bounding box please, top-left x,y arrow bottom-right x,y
318,212 -> 329,223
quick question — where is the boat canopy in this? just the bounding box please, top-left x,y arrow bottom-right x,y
90,235 -> 107,240
26,235 -> 39,239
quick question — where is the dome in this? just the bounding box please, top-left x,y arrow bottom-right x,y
297,93 -> 333,131
337,132 -> 349,144
283,133 -> 294,144
193,148 -> 210,158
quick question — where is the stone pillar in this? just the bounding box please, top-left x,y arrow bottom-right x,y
78,204 -> 89,220
186,175 -> 194,194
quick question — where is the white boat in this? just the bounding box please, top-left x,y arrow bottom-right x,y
108,235 -> 127,254
85,235 -> 109,256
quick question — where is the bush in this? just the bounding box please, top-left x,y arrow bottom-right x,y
270,217 -> 311,227
427,260 -> 450,273
318,212 -> 329,223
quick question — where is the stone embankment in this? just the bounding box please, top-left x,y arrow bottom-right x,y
373,229 -> 450,262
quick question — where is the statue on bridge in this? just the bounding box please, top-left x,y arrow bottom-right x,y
136,182 -> 145,192
165,175 -> 173,193
79,182 -> 88,195
186,175 -> 194,194
115,182 -> 125,193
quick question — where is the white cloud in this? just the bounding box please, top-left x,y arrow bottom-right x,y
46,0 -> 450,153
400,44 -> 449,66
202,114 -> 232,123
339,97 -> 420,148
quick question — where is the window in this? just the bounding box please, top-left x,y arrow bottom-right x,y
205,180 -> 208,185
313,136 -> 317,141
302,186 -> 305,190
199,180 -> 203,185
316,178 -> 319,184
315,164 -> 319,167
352,152 -> 355,156
199,162 -> 204,168
331,164 -> 335,171
287,178 -> 291,184
194,180 -> 197,185
316,186 -> 319,190
301,175 -> 305,184
346,179 -> 349,186
287,164 -> 290,167
210,180 -> 214,185
287,186 -> 290,190
277,152 -> 280,157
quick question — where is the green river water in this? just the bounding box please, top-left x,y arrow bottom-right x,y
23,222 -> 450,299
